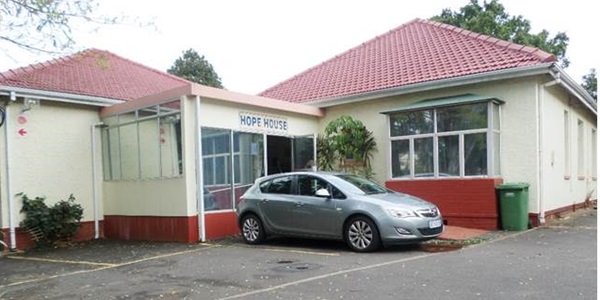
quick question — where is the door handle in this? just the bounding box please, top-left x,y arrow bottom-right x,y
295,202 -> 304,207
261,198 -> 268,203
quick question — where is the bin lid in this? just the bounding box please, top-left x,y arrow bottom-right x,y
496,182 -> 530,190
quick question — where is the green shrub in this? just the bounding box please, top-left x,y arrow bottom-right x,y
19,193 -> 84,246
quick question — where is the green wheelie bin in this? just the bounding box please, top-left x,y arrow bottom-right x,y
496,183 -> 530,231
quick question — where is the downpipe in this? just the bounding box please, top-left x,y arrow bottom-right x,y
91,122 -> 105,239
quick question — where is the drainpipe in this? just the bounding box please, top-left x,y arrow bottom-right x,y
90,122 -> 105,239
537,73 -> 562,225
195,96 -> 206,242
4,93 -> 17,251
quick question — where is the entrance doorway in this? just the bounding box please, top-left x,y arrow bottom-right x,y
266,135 -> 315,175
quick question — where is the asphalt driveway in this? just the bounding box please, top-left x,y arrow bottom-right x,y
0,208 -> 596,300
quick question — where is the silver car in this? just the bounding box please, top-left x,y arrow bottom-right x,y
236,172 -> 443,252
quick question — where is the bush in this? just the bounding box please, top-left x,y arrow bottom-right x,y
19,193 -> 84,245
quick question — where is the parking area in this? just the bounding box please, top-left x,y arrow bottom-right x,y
0,208 -> 596,299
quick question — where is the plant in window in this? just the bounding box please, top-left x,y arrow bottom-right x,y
318,115 -> 377,177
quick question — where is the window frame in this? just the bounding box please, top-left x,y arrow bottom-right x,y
387,100 -> 500,180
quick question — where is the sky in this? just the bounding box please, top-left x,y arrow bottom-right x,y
1,0 -> 598,95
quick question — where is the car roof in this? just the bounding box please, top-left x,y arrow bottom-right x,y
257,171 -> 345,182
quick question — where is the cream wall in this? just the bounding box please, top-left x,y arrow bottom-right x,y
0,99 -> 102,228
540,83 -> 597,212
103,178 -> 188,215
319,75 -> 597,213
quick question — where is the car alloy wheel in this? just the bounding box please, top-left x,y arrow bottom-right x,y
241,214 -> 265,244
345,216 -> 381,252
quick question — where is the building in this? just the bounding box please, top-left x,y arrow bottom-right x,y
0,19 -> 596,250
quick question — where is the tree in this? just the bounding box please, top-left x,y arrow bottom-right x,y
431,0 -> 570,68
1,0 -> 126,55
167,49 -> 224,88
581,69 -> 597,101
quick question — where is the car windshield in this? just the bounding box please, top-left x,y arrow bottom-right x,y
335,174 -> 388,194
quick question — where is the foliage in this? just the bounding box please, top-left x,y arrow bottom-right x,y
318,115 -> 377,177
431,0 -> 570,68
581,69 -> 597,101
0,0 -> 133,55
19,193 -> 84,245
167,49 -> 224,88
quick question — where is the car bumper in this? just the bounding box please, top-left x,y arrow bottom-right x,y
378,216 -> 444,245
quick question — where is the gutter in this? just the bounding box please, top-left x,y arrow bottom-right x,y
3,98 -> 16,251
195,96 -> 206,242
0,86 -> 124,107
90,122 -> 106,239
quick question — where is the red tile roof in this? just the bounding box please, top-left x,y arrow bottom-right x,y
0,48 -> 190,101
259,18 -> 556,103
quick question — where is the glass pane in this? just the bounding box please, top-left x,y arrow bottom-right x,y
120,123 -> 139,180
438,135 -> 459,176
202,127 -> 232,210
297,175 -> 328,196
139,118 -> 160,179
138,106 -> 158,118
414,137 -> 433,177
465,133 -> 487,176
160,114 -> 182,177
233,132 -> 264,206
294,136 -> 315,171
391,140 -> 410,178
390,110 -> 434,136
493,103 -> 500,130
101,129 -> 112,180
160,100 -> 181,115
108,127 -> 121,180
266,176 -> 292,194
437,103 -> 487,132
494,132 -> 501,176
203,158 -> 214,185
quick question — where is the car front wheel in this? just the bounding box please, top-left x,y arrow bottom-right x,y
241,214 -> 265,244
345,216 -> 381,252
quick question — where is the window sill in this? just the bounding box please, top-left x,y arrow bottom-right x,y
564,175 -> 571,180
578,176 -> 586,181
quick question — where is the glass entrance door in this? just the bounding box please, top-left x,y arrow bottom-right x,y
292,135 -> 316,171
266,134 -> 316,175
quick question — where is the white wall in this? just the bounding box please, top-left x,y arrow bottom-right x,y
0,99 -> 102,227
541,83 -> 597,211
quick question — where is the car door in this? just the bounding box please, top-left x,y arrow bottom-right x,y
290,175 -> 341,237
257,175 -> 297,233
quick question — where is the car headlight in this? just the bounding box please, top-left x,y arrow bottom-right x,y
386,207 -> 417,218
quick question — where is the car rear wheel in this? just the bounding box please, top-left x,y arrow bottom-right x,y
345,216 -> 381,252
241,214 -> 265,244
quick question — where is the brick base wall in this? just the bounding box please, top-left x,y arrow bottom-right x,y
104,215 -> 199,243
1,221 -> 99,251
386,178 -> 504,230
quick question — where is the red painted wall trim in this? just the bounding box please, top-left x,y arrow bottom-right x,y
205,211 -> 240,240
104,215 -> 199,243
1,221 -> 99,251
386,178 -> 504,230
529,201 -> 594,227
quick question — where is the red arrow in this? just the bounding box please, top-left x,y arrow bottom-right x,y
18,128 -> 27,136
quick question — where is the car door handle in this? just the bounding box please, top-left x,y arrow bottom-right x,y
261,198 -> 268,203
295,202 -> 304,207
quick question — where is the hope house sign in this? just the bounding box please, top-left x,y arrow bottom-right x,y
239,112 -> 289,134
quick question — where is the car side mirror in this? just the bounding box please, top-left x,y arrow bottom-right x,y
315,188 -> 331,198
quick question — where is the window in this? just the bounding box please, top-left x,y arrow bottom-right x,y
577,119 -> 584,178
564,110 -> 570,177
263,176 -> 292,194
388,99 -> 500,179
101,100 -> 182,181
592,129 -> 597,179
297,175 -> 328,196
